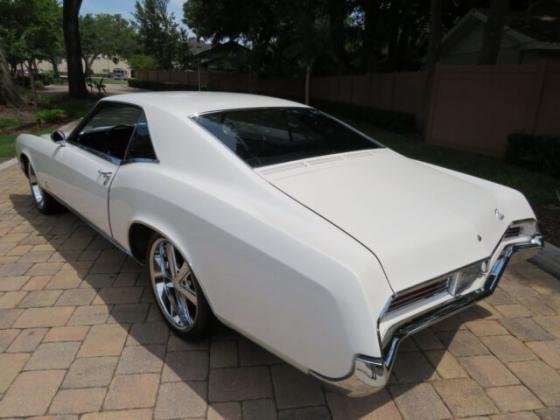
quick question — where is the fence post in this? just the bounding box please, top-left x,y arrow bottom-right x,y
529,60 -> 548,135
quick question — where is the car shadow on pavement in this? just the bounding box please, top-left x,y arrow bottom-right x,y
8,191 -> 492,418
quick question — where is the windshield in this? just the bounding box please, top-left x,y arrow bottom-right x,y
192,107 -> 382,167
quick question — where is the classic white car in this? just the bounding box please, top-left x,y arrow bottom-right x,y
16,92 -> 543,396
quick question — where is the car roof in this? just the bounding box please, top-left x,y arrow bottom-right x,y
102,91 -> 309,116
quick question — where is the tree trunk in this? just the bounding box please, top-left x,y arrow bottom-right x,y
50,57 -> 60,78
426,0 -> 443,71
328,0 -> 347,72
361,0 -> 380,72
478,0 -> 509,65
387,4 -> 401,71
0,46 -> 22,107
63,0 -> 87,98
27,60 -> 37,107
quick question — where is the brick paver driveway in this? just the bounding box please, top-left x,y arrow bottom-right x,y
0,163 -> 559,419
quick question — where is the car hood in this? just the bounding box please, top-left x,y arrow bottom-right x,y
256,149 -> 535,292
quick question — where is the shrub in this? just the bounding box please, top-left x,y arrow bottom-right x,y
128,78 -> 198,91
0,117 -> 21,131
129,54 -> 159,71
37,108 -> 66,124
506,133 -> 560,178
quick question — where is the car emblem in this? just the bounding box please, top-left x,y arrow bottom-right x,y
494,208 -> 504,221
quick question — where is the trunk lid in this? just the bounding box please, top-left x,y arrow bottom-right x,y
256,149 -> 523,292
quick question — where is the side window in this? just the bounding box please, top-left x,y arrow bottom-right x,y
75,103 -> 141,161
125,112 -> 157,161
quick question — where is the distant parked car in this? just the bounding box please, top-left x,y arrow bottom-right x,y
15,92 -> 543,397
112,68 -> 128,80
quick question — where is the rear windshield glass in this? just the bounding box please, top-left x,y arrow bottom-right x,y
192,107 -> 382,167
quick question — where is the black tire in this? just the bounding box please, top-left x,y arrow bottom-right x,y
146,233 -> 212,340
27,164 -> 64,215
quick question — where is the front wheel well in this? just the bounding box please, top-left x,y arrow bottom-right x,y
128,223 -> 156,263
19,154 -> 30,178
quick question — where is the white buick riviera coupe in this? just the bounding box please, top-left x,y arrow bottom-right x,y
16,92 -> 543,396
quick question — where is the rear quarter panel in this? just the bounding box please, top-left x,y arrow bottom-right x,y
109,159 -> 393,378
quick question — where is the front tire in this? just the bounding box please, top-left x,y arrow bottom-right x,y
27,164 -> 63,214
147,233 -> 212,339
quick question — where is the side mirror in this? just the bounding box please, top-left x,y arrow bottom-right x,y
50,130 -> 66,143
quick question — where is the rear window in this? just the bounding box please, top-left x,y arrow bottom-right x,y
192,107 -> 382,167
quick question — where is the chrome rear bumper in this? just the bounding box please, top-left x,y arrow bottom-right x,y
316,233 -> 544,397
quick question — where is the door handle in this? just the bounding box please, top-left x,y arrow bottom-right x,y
98,170 -> 113,185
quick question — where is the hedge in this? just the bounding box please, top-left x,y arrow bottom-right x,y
128,78 -> 199,91
311,100 -> 417,134
506,133 -> 560,178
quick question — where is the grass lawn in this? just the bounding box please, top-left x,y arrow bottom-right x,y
0,133 -> 17,159
351,121 -> 560,208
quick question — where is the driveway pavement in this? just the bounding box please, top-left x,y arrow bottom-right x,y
0,163 -> 559,419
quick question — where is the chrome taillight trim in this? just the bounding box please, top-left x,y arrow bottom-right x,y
312,231 -> 544,397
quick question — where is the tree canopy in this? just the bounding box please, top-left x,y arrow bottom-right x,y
80,13 -> 138,75
0,0 -> 62,72
133,0 -> 185,69
183,0 -> 549,75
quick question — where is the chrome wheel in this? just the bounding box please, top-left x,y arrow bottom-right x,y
149,238 -> 198,331
28,165 -> 45,209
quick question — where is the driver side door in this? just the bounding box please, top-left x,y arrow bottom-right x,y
50,102 -> 141,236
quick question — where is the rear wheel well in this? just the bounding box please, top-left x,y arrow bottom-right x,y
128,223 -> 156,263
19,154 -> 30,178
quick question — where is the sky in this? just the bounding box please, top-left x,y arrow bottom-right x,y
80,0 -> 186,25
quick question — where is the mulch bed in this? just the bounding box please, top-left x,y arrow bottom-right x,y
535,205 -> 560,247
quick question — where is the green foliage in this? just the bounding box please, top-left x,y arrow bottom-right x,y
128,78 -> 196,91
80,13 -> 138,74
506,134 -> 560,178
133,0 -> 184,69
37,108 -> 66,123
313,100 -> 417,134
0,0 -> 63,69
129,54 -> 159,71
0,117 -> 21,131
0,133 -> 17,157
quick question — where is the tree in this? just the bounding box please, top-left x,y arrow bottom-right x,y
426,0 -> 443,71
129,54 -> 158,71
478,0 -> 510,64
134,0 -> 181,69
0,0 -> 62,102
80,13 -> 138,75
63,0 -> 87,98
0,45 -> 22,106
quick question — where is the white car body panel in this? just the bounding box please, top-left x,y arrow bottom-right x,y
257,148 -> 535,292
15,92 -> 541,394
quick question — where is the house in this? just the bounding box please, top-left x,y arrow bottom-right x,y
37,56 -> 132,78
439,8 -> 560,65
192,41 -> 251,72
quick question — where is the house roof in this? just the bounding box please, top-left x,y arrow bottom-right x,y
441,9 -> 560,54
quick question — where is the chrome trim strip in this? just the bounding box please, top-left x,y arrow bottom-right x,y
313,232 -> 544,397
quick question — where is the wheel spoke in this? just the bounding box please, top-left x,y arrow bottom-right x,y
173,263 -> 198,305
165,243 -> 178,278
150,238 -> 198,331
